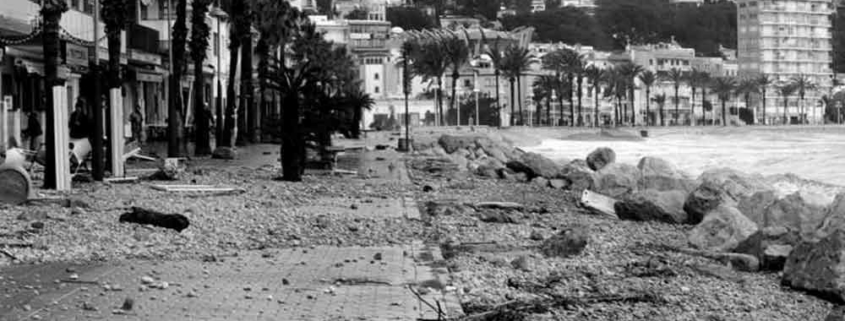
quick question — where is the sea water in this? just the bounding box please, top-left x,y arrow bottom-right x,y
523,130 -> 845,205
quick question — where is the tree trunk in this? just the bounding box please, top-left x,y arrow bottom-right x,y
517,74 -> 523,125
568,74 -> 575,127
722,99 -> 727,126
761,88 -> 766,125
451,71 -> 458,126
674,85 -> 679,126
701,87 -> 707,126
437,77 -> 444,126
690,87 -> 696,126
168,0 -> 188,157
645,88 -> 650,126
546,96 -> 551,126
495,71 -> 501,128
557,87 -> 564,127
577,75 -> 583,126
280,93 -> 302,181
221,40 -> 240,148
41,4 -> 65,189
594,87 -> 599,127
237,37 -> 253,145
660,103 -> 665,127
744,94 -> 751,125
255,38 -> 269,143
784,98 -> 788,125
509,78 -> 515,126
629,85 -> 635,127
193,58 -> 210,155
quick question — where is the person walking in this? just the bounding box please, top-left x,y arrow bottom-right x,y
70,97 -> 91,139
129,104 -> 144,144
23,111 -> 42,151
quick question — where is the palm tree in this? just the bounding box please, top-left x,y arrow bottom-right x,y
485,37 -> 505,127
344,87 -> 375,138
711,77 -> 736,126
697,72 -> 712,126
686,69 -> 701,126
501,45 -> 533,125
254,0 -> 299,143
410,39 -> 448,126
543,48 -> 580,126
585,65 -> 604,127
602,67 -> 624,126
534,75 -> 556,126
638,70 -> 656,126
167,0 -> 189,156
40,0 -> 69,189
236,1 -> 255,146
219,0 -> 246,151
571,57 -> 586,126
735,78 -> 760,125
756,74 -> 774,125
790,74 -> 817,124
661,68 -> 685,125
653,93 -> 667,126
442,35 -> 469,126
778,83 -> 797,125
614,62 -> 642,127
189,0 -> 213,155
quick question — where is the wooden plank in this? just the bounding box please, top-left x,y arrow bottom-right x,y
104,177 -> 139,184
580,189 -> 618,219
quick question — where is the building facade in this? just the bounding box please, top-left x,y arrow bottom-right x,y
737,0 -> 835,124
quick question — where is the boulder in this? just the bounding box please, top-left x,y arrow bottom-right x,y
734,226 -> 802,271
438,135 -> 478,154
475,158 -> 505,178
688,205 -> 758,252
506,152 -> 562,180
826,306 -> 845,321
586,147 -> 616,171
560,163 -> 596,193
783,230 -> 845,303
814,193 -> 845,239
532,177 -> 549,188
595,163 -> 640,198
614,189 -> 688,224
449,153 -> 469,172
569,159 -> 589,168
636,157 -> 696,192
737,190 -> 778,226
684,169 -> 773,225
540,226 -> 589,258
763,193 -> 826,238
548,179 -> 568,189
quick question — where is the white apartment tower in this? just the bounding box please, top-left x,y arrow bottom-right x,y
737,0 -> 835,124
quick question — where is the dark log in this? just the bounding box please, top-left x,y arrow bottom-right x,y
119,207 -> 190,232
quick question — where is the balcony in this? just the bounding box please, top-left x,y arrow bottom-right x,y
129,24 -> 160,53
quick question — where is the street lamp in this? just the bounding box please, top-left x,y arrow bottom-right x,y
392,27 -> 412,151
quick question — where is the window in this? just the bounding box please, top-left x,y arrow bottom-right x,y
374,86 -> 380,93
140,2 -> 148,19
374,73 -> 379,80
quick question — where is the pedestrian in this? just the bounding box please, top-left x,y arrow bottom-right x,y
23,111 -> 42,151
129,104 -> 144,144
70,97 -> 91,139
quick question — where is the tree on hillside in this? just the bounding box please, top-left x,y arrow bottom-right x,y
316,0 -> 334,17
638,70 -> 656,126
595,0 -> 668,48
455,0 -> 500,20
387,6 -> 434,30
189,0 -> 213,155
501,7 -> 611,50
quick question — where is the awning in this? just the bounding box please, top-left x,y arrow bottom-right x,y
13,58 -> 43,76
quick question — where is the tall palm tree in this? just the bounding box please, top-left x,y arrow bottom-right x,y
617,62 -> 643,127
661,68 -> 685,126
711,77 -> 736,126
534,75 -> 557,126
543,48 -> 580,126
254,0 -> 299,143
220,0 -> 247,151
501,45 -> 533,125
698,72 -> 712,126
602,67 -> 624,126
638,70 -> 656,126
735,78 -> 760,125
442,35 -> 469,126
571,57 -> 586,126
790,74 -> 817,124
778,83 -> 797,125
40,0 -> 69,189
485,37 -> 504,127
167,0 -> 189,156
410,39 -> 448,126
756,74 -> 774,125
653,93 -> 667,126
189,0 -> 213,155
686,69 -> 701,126
585,65 -> 604,127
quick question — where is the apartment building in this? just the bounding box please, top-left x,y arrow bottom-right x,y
737,0 -> 835,124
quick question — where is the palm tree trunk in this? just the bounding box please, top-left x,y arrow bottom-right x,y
546,97 -> 551,126
629,86 -> 636,127
722,99 -> 727,126
451,71 -> 459,126
568,75 -> 575,127
236,37 -> 253,146
784,98 -> 788,125
509,78 -> 515,126
495,71 -> 501,128
437,77 -> 444,126
577,76 -> 583,126
517,74 -> 523,125
674,86 -> 679,126
221,40 -> 240,148
690,87 -> 696,126
594,87 -> 600,127
745,94 -> 751,125
645,88 -> 651,126
281,92 -> 302,181
660,103 -> 665,127
762,89 -> 766,125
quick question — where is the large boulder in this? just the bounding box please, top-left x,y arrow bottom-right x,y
560,162 -> 596,193
734,226 -> 802,271
475,157 -> 506,178
684,169 -> 773,225
586,147 -> 616,171
438,135 -> 478,154
595,163 -> 640,198
688,205 -> 758,252
783,230 -> 845,303
815,193 -> 845,239
636,157 -> 696,192
506,152 -> 562,180
762,193 -> 827,238
737,190 -> 778,226
614,189 -> 688,224
540,226 -> 589,258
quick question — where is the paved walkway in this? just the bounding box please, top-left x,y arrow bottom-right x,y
1,136 -> 462,321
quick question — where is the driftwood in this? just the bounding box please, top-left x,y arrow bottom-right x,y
150,185 -> 245,196
119,207 -> 190,232
471,202 -> 525,211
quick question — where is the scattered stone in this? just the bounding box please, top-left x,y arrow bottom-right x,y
140,276 -> 155,285
22,304 -> 31,311
614,189 -> 688,224
211,147 -> 237,160
282,279 -> 290,285
82,302 -> 97,311
119,207 -> 190,232
734,226 -> 802,271
350,204 -> 358,210
506,152 -> 562,180
559,163 -> 596,192
186,291 -> 197,298
762,193 -> 826,238
69,273 -> 79,280
479,211 -> 521,224
685,168 -> 772,224
422,185 -> 436,192
737,190 -> 778,227
540,226 -> 589,258
783,230 -> 845,303
30,221 -> 45,229
586,147 -> 616,171
548,179 -> 568,189
688,206 -> 758,252
532,177 -> 549,188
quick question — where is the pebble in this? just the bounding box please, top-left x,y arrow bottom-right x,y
186,291 -> 198,298
282,279 -> 290,285
121,298 -> 134,311
69,273 -> 79,280
140,276 -> 154,285
22,304 -> 31,311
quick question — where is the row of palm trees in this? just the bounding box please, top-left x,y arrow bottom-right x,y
530,48 -> 823,127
